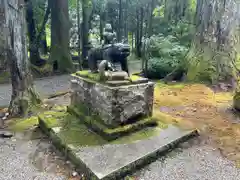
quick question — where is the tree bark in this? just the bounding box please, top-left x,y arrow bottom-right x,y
187,0 -> 240,84
40,29 -> 48,54
26,0 -> 40,65
124,0 -> 128,42
77,0 -> 82,69
148,0 -> 155,37
49,0 -> 73,72
5,0 -> 41,117
81,0 -> 91,63
117,0 -> 123,42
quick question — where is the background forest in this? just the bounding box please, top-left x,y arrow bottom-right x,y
2,0 -> 239,86
1,0 -> 240,116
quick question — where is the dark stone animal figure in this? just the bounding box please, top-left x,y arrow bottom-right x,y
88,43 -> 130,74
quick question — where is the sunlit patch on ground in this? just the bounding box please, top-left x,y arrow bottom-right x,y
154,81 -> 240,166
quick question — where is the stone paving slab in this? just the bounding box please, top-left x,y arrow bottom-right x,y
75,125 -> 197,179
40,116 -> 198,180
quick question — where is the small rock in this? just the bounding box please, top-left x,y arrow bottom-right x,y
0,131 -> 14,138
66,161 -> 70,164
2,116 -> 7,120
0,112 -> 5,118
72,171 -> 78,177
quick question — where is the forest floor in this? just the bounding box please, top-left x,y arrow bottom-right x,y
1,62 -> 240,179
153,82 -> 240,167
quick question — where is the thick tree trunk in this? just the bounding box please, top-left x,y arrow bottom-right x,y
81,0 -> 91,63
187,0 -> 240,84
4,0 -> 41,117
50,0 -> 73,72
124,0 -> 128,42
26,0 -> 40,65
117,0 -> 123,42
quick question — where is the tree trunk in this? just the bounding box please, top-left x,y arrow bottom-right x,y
135,8 -> 141,57
77,0 -> 82,69
117,0 -> 123,42
124,0 -> 128,42
81,0 -> 90,63
187,0 -> 240,84
26,0 -> 40,65
5,0 -> 41,117
40,29 -> 48,55
148,0 -> 155,37
50,0 -> 72,72
100,13 -> 104,42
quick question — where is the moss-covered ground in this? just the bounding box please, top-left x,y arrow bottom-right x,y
153,81 -> 240,167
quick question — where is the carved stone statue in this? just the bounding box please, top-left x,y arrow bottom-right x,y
102,23 -> 117,45
88,24 -> 130,75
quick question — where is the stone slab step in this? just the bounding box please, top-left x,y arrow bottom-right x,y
39,115 -> 198,180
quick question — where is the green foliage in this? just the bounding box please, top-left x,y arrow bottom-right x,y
142,34 -> 188,79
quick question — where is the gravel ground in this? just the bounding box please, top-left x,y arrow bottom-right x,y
0,75 -> 71,107
1,133 -> 240,180
134,137 -> 240,180
0,130 -> 74,180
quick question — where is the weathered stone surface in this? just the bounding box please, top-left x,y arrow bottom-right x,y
70,75 -> 154,127
38,115 -> 198,180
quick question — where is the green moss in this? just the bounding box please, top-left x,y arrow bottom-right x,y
74,70 -> 100,82
74,71 -> 144,84
39,110 -> 168,147
38,111 -> 67,128
68,105 -> 167,141
8,116 -> 39,132
130,75 -> 142,81
156,80 -> 186,89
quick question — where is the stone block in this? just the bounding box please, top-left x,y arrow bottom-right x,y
70,75 -> 154,127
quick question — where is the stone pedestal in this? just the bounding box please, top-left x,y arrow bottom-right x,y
70,75 -> 154,127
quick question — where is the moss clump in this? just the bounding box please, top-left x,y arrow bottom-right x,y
75,70 -> 100,82
74,70 -> 145,84
130,75 -> 142,81
8,116 -> 39,132
38,111 -> 67,128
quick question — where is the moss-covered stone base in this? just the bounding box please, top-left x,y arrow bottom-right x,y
38,109 -> 198,180
67,105 -> 162,141
73,70 -> 148,86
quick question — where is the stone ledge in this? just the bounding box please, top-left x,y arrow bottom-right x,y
38,113 -> 198,180
73,71 -> 149,86
67,106 -> 160,141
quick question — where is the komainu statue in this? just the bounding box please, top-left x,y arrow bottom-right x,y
88,23 -> 130,74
